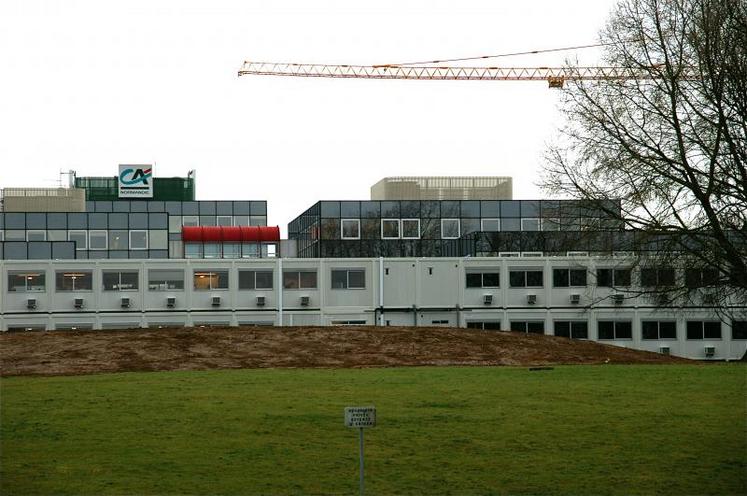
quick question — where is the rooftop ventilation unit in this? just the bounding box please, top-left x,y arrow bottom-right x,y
483,294 -> 493,306
612,294 -> 624,304
570,294 -> 581,304
166,297 -> 176,308
74,298 -> 84,309
300,295 -> 310,306
704,346 -> 715,358
256,295 -> 266,307
121,297 -> 130,309
527,294 -> 537,305
211,296 -> 221,307
26,298 -> 37,310
659,346 -> 670,355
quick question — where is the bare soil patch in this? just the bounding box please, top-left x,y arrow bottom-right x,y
0,325 -> 690,377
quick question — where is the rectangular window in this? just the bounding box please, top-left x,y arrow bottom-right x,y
109,230 -> 128,250
686,321 -> 721,340
89,230 -> 107,250
238,270 -> 274,290
685,268 -> 719,288
553,268 -> 587,287
597,321 -> 633,340
641,267 -> 675,287
102,271 -> 139,291
55,271 -> 93,291
283,270 -> 318,289
481,218 -> 500,232
510,321 -> 545,334
129,230 -> 148,250
554,321 -> 588,339
68,230 -> 87,250
26,230 -> 46,241
732,321 -> 747,340
466,321 -> 502,330
203,243 -> 221,259
509,270 -> 543,288
381,219 -> 400,239
148,270 -> 185,290
465,270 -> 500,288
193,270 -> 229,290
184,243 -> 202,258
641,321 -> 677,340
182,216 -> 199,227
542,218 -> 561,231
441,219 -> 460,239
597,268 -> 632,287
401,219 -> 420,239
341,219 -> 361,240
331,269 -> 366,289
7,271 -> 46,292
222,243 -> 240,259
521,218 -> 540,231
216,216 -> 233,227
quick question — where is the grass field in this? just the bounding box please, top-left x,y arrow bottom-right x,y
1,365 -> 745,495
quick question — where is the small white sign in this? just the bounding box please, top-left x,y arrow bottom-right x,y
345,406 -> 376,428
118,164 -> 153,198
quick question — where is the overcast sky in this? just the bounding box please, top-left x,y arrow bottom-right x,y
0,0 -> 619,234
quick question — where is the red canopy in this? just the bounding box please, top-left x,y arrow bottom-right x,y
182,226 -> 280,242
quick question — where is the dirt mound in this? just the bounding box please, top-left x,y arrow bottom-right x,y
0,326 -> 690,377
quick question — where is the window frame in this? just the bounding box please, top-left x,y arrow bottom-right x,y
641,320 -> 677,340
282,270 -> 318,290
341,219 -> 361,240
102,270 -> 140,291
216,215 -> 233,227
597,320 -> 633,340
509,269 -> 544,288
238,269 -> 274,291
553,320 -> 589,339
381,219 -> 400,239
26,230 -> 47,241
480,218 -> 500,232
401,218 -> 421,239
553,268 -> 588,288
440,218 -> 461,239
68,230 -> 88,250
129,230 -> 148,250
596,268 -> 632,287
55,270 -> 94,292
331,268 -> 366,290
147,269 -> 185,291
192,270 -> 229,291
686,320 -> 722,340
88,230 -> 108,250
520,218 -> 540,231
7,271 -> 46,292
510,321 -> 545,334
182,215 -> 199,227
465,270 -> 500,289
732,321 -> 747,340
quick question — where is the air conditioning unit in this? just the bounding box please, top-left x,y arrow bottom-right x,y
211,296 -> 221,307
166,297 -> 176,308
570,294 -> 581,304
26,298 -> 37,310
612,293 -> 624,304
659,346 -> 670,355
300,295 -> 310,306
74,298 -> 84,309
527,294 -> 537,305
120,297 -> 130,309
483,294 -> 493,305
256,295 -> 266,307
704,346 -> 715,358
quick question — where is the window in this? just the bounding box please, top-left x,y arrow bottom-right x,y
102,271 -> 139,291
466,321 -> 502,330
509,270 -> 543,288
109,230 -> 128,250
510,321 -> 545,334
474,218 -> 499,233
222,243 -> 240,259
283,270 -> 317,289
596,268 -> 632,287
554,321 -> 588,339
55,271 -> 93,291
242,243 -> 259,258
521,218 -> 540,231
641,321 -> 677,340
341,219 -> 361,239
216,216 -> 232,227
89,230 -> 107,250
331,269 -> 366,289
203,243 -> 221,258
238,270 -> 274,290
685,268 -> 719,288
553,268 -> 587,287
26,230 -> 46,241
381,219 -> 400,239
465,270 -> 500,288
542,218 -> 561,231
193,270 -> 229,290
129,230 -> 148,250
641,267 -> 675,287
597,321 -> 633,340
7,272 -> 45,292
184,243 -> 202,258
182,216 -> 199,227
402,219 -> 420,239
68,230 -> 87,250
441,219 -> 460,239
732,321 -> 747,340
148,270 -> 184,290
686,321 -> 721,340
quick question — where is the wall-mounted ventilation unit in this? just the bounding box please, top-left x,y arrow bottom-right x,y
26,298 -> 37,310
659,346 -> 670,355
612,294 -> 624,304
527,294 -> 537,305
483,294 -> 493,305
120,297 -> 130,309
300,296 -> 310,306
256,295 -> 266,307
166,297 -> 176,308
704,346 -> 715,358
74,298 -> 84,309
211,296 -> 221,307
570,294 -> 581,304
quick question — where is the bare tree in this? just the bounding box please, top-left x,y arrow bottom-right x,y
543,0 -> 747,311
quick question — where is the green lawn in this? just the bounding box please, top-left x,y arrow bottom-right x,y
1,365 -> 745,495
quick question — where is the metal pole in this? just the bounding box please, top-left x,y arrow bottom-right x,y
359,427 -> 365,496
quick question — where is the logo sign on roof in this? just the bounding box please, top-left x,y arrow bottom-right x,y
118,165 -> 153,198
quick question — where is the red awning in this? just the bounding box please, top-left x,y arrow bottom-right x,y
182,226 -> 280,242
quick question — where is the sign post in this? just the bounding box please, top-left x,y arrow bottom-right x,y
344,406 -> 376,496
